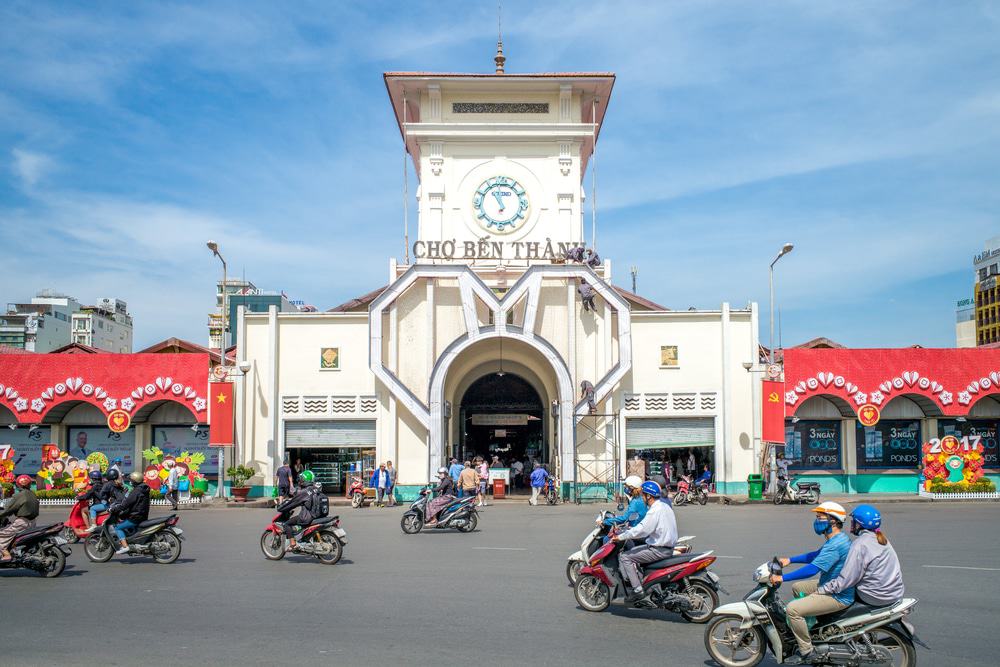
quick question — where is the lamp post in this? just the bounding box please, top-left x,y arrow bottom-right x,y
767,242 -> 794,493
206,240 -> 228,499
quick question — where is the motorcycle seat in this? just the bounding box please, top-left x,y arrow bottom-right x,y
310,516 -> 338,525
643,552 -> 702,570
14,523 -> 62,540
796,482 -> 820,491
136,515 -> 175,530
815,601 -> 893,625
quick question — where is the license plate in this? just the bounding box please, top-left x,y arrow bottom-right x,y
706,571 -> 720,583
333,528 -> 347,539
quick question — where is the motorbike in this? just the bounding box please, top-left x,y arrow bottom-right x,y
543,476 -> 559,505
84,513 -> 184,564
704,559 -> 921,667
401,488 -> 478,534
565,509 -> 694,585
0,516 -> 71,577
260,513 -> 347,564
61,498 -> 109,543
774,475 -> 821,505
573,524 -> 722,622
347,475 -> 374,508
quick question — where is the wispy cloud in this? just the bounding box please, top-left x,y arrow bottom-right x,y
11,148 -> 54,189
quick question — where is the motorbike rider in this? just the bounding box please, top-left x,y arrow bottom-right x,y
770,501 -> 854,665
817,504 -> 904,608
604,475 -> 647,531
275,469 -> 318,549
0,475 -> 39,563
612,481 -> 678,606
108,471 -> 151,555
76,470 -> 105,531
91,469 -> 126,533
109,457 -> 123,477
424,467 -> 456,527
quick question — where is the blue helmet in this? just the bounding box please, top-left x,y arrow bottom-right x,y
641,481 -> 662,498
851,504 -> 882,532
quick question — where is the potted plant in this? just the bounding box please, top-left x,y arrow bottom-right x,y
227,464 -> 256,502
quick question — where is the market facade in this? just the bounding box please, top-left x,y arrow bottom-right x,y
235,67 -> 762,500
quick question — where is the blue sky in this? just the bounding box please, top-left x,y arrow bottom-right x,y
1,1 -> 998,349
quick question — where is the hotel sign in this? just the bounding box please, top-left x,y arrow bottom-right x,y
471,414 -> 530,426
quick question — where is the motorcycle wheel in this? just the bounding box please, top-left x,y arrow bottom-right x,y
152,531 -> 182,564
867,625 -> 917,667
772,490 -> 782,505
680,580 -> 719,623
84,534 -> 114,563
351,492 -> 364,509
401,513 -> 423,534
675,493 -> 687,507
457,512 -> 478,533
40,546 -> 66,578
315,531 -> 343,565
698,489 -> 709,506
260,530 -> 286,560
60,525 -> 80,544
574,574 -> 611,612
566,560 -> 583,585
808,490 -> 820,505
704,615 -> 766,667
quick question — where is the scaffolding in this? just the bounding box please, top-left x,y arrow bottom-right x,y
572,411 -> 621,503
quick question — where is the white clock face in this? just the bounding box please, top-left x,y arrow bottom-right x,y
473,176 -> 529,233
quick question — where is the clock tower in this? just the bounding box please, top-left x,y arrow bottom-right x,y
384,68 -> 614,267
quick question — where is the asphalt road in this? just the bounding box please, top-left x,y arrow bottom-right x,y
3,500 -> 998,666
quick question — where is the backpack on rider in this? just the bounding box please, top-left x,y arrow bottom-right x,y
310,490 -> 329,518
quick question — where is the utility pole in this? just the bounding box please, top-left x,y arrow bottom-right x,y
630,265 -> 638,293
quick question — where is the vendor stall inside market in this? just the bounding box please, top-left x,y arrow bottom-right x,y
781,347 -> 1000,494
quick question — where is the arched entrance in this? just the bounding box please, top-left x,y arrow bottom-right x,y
458,373 -> 545,465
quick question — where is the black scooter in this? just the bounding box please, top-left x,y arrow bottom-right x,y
84,513 -> 184,564
0,517 -> 71,577
401,489 -> 478,534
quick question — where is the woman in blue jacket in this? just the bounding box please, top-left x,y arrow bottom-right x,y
605,475 -> 647,529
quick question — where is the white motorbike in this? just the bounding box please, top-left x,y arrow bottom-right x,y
565,509 -> 692,584
704,559 -> 921,666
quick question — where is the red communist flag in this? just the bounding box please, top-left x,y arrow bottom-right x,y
762,380 -> 786,444
209,382 -> 234,447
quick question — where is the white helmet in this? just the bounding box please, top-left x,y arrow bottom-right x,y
623,475 -> 643,491
437,467 -> 448,475
812,501 -> 847,523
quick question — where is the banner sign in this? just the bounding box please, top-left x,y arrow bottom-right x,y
153,426 -> 219,475
762,381 -> 785,443
208,382 -> 234,446
940,420 -> 999,468
785,420 -> 842,470
68,427 -> 135,473
0,426 -> 51,475
856,420 -> 920,469
471,414 -> 530,426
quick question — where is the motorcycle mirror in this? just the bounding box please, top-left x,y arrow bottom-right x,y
617,503 -> 624,512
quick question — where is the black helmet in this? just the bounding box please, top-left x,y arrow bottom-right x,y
106,469 -> 120,481
129,471 -> 143,485
89,470 -> 102,483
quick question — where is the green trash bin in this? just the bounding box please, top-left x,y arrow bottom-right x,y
747,474 -> 764,501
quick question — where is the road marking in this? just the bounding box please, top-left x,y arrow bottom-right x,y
472,547 -> 527,551
714,555 -> 744,559
922,564 -> 1000,572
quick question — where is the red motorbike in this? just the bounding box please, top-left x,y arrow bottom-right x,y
259,512 -> 348,565
573,525 -> 723,622
61,498 -> 109,543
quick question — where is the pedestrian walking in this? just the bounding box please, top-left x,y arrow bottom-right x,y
529,462 -> 549,506
511,458 -> 524,490
370,463 -> 391,507
448,457 -> 464,490
275,460 -> 293,504
459,461 -> 478,498
476,457 -> 490,507
385,460 -> 397,506
163,458 -> 181,510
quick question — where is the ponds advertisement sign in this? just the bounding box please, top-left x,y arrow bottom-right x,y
784,420 -> 841,470
856,420 -> 921,469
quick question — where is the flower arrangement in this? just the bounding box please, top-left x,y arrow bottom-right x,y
922,435 -> 994,493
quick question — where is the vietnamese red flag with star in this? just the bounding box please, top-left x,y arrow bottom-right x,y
762,380 -> 786,444
208,382 -> 234,447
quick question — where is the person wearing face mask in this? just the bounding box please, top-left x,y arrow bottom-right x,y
769,502 -> 854,665
817,504 -> 904,607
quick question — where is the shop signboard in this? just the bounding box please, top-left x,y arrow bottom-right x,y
67,427 -> 136,472
0,426 -> 51,475
153,426 -> 219,475
471,414 -> 530,426
856,420 -> 920,469
784,420 -> 841,470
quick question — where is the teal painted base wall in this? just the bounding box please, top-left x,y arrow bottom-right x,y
716,481 -> 748,496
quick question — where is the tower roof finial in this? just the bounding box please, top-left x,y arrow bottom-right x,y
494,1 -> 505,74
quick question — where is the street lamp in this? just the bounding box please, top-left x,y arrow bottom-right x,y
766,242 -> 793,494
206,240 -> 228,499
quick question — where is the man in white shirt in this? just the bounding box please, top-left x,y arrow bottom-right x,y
613,481 -> 678,604
164,459 -> 181,511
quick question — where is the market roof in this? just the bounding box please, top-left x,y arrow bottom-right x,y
49,342 -> 103,354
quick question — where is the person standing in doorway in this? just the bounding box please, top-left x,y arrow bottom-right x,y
529,462 -> 549,506
385,460 -> 397,506
687,450 -> 696,476
370,463 -> 390,508
675,453 -> 685,479
293,459 -> 304,488
275,460 -> 292,505
511,458 -> 524,490
164,459 -> 181,511
459,461 -> 478,499
476,457 -> 490,507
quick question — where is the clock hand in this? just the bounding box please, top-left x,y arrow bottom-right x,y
492,189 -> 505,212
